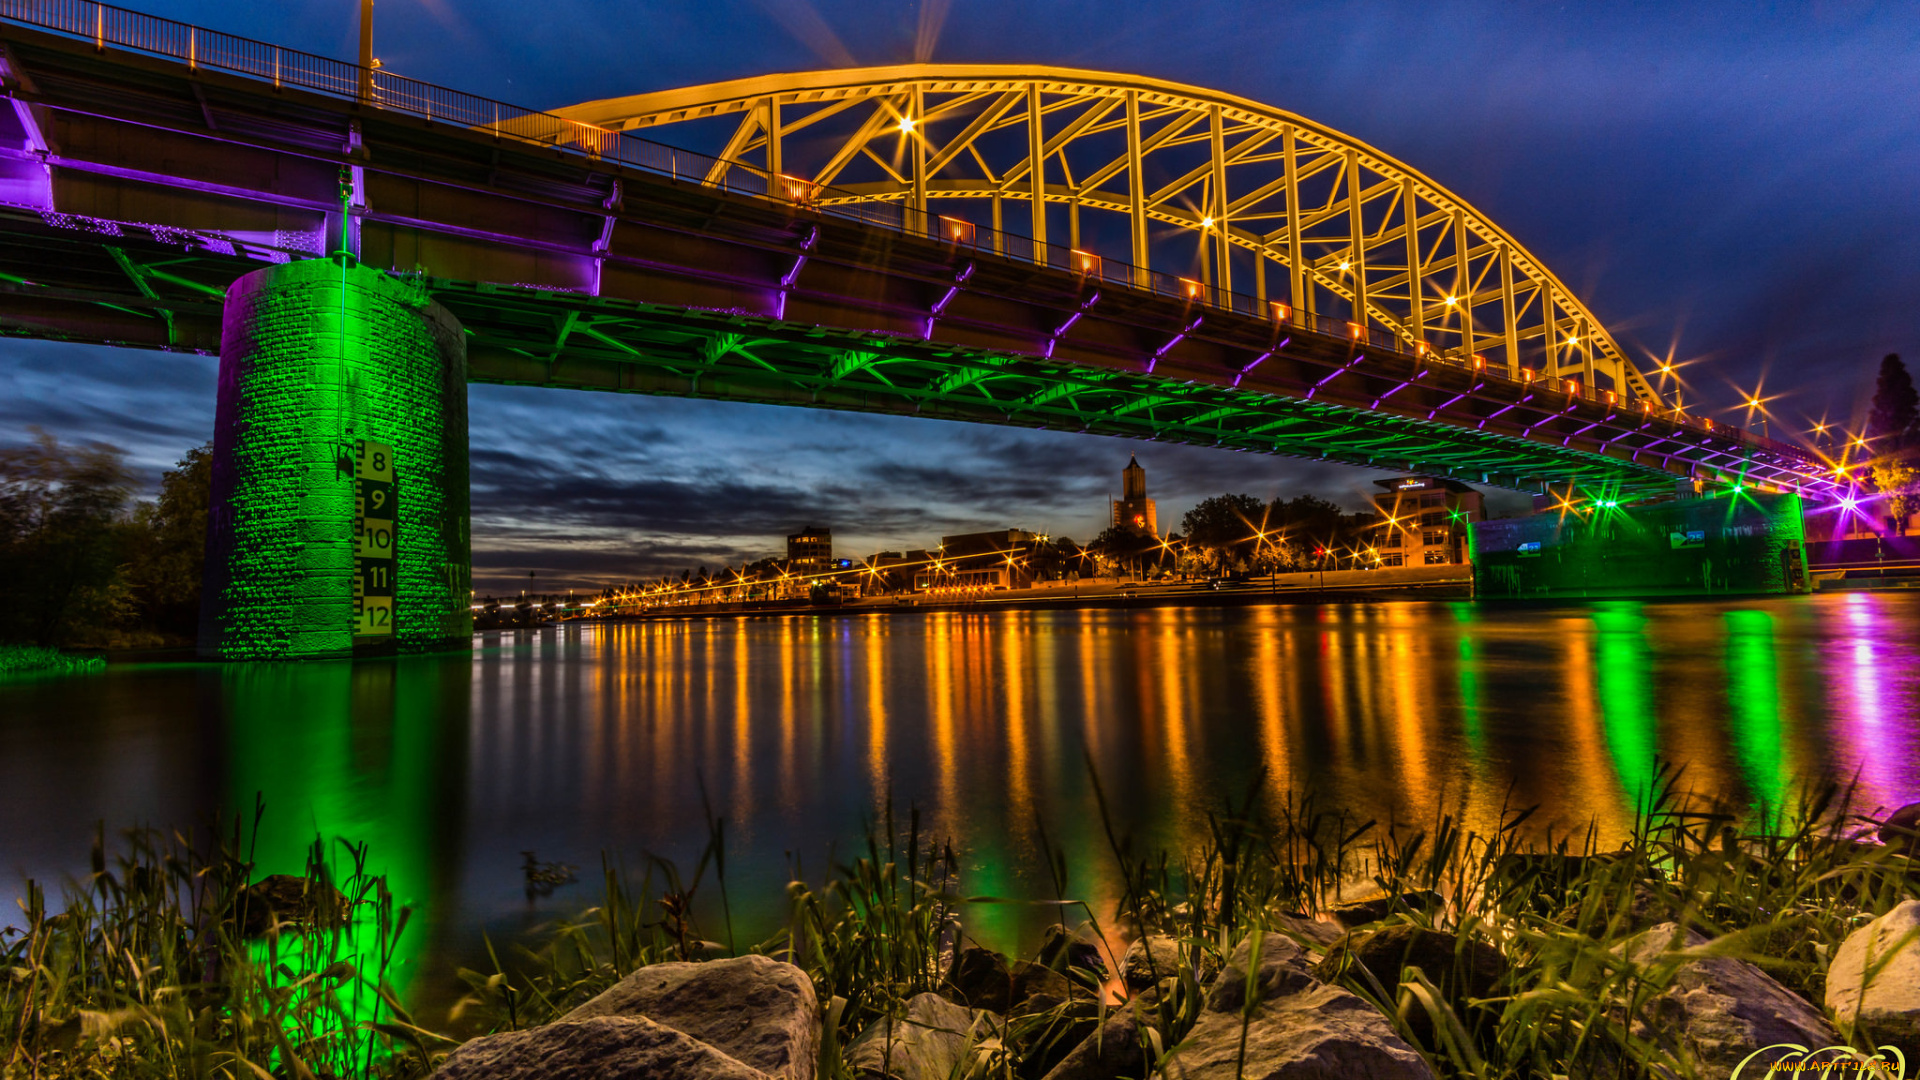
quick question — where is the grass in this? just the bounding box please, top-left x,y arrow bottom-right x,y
8,767 -> 1916,1078
0,646 -> 103,680
2,804 -> 445,1079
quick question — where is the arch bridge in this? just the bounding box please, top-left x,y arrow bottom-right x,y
0,2 -> 1836,656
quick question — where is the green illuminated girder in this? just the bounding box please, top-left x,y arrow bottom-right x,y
444,286 -> 1694,497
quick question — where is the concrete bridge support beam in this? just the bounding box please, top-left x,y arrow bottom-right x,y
199,257 -> 471,659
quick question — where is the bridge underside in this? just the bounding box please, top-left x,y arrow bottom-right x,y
0,23 -> 1825,499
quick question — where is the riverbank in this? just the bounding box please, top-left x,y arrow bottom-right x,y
8,780 -> 1917,1079
577,564 -> 1473,625
0,645 -> 104,679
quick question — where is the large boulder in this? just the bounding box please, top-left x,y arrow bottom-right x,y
1123,935 -> 1220,990
434,1014 -> 771,1080
1881,803 -> 1920,856
1826,899 -> 1920,1044
1160,932 -> 1434,1080
1040,1006 -> 1155,1080
1315,924 -> 1506,1045
1618,923 -> 1837,1075
560,954 -> 817,1080
1331,889 -> 1442,928
1036,923 -> 1109,978
944,945 -> 1081,1014
1270,912 -> 1343,951
844,992 -> 1002,1080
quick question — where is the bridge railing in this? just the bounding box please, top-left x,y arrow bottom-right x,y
0,0 -> 1823,481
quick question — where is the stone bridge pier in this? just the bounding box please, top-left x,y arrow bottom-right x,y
199,257 -> 472,660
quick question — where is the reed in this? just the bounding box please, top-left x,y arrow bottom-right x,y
1,807 -> 440,1079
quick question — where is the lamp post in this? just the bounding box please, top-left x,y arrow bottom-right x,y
357,0 -> 375,103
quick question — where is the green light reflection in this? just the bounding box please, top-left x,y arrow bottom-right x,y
1723,610 -> 1785,825
1591,602 -> 1657,813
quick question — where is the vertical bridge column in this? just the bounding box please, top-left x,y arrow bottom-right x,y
200,257 -> 471,660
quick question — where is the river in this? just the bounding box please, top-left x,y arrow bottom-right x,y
3,593 -> 1917,1019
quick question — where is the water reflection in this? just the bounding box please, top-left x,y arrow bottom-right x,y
4,594 -> 1919,1016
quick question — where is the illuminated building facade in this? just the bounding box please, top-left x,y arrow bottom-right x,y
1372,476 -> 1485,567
786,526 -> 833,572
917,529 -> 1043,591
1111,455 -> 1159,537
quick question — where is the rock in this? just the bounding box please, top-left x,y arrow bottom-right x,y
1161,932 -> 1433,1080
1124,935 -> 1221,990
1881,803 -> 1920,856
1270,912 -> 1343,951
435,1015 -> 771,1080
1826,899 -> 1920,1044
1618,923 -> 1837,1075
844,992 -> 1002,1080
561,954 -> 817,1080
1009,960 -> 1081,1013
1040,1007 -> 1155,1080
1037,923 -> 1108,977
1315,925 -> 1506,1045
1331,889 -> 1442,928
232,874 -> 346,938
944,946 -> 1014,1012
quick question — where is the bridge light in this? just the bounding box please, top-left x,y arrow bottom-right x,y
1201,215 -> 1214,228
1270,301 -> 1292,323
1181,277 -> 1203,299
1338,260 -> 1350,271
1471,353 -> 1486,370
1444,295 -> 1457,306
1841,496 -> 1858,511
1347,322 -> 1365,340
897,115 -> 915,133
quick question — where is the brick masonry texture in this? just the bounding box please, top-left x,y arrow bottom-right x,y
200,258 -> 471,659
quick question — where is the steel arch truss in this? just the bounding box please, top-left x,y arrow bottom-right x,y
558,66 -> 1656,404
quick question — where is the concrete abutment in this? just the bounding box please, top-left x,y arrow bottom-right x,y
199,258 -> 472,660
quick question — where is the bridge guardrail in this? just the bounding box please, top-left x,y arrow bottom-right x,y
0,0 -> 1821,480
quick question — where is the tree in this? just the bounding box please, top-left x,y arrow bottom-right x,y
1868,353 -> 1918,454
126,442 -> 211,639
0,429 -> 135,645
1180,493 -> 1267,568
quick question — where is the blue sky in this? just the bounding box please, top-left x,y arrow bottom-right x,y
2,1 -> 1914,589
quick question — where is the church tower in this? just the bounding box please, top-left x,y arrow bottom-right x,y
1111,454 -> 1159,536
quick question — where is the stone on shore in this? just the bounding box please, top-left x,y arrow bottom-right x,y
945,945 -> 1082,1013
1618,923 -> 1837,1075
560,954 -> 817,1080
1160,932 -> 1434,1080
1331,889 -> 1442,928
434,1014 -> 772,1080
1124,935 -> 1221,990
845,992 -> 1003,1080
1315,924 -> 1506,1045
1881,803 -> 1920,856
1825,899 -> 1920,1044
1040,1006 -> 1156,1080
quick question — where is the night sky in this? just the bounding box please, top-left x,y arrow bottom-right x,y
1,1 -> 1913,591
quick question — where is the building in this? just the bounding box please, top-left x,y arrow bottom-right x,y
786,526 -> 833,572
1370,476 -> 1485,567
1110,455 -> 1159,536
915,529 -> 1043,591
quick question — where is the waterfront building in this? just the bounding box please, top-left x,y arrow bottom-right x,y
1371,476 -> 1485,567
1111,455 -> 1159,536
916,529 -> 1043,591
786,526 -> 833,572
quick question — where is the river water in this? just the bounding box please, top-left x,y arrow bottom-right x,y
4,593 -> 1918,1017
